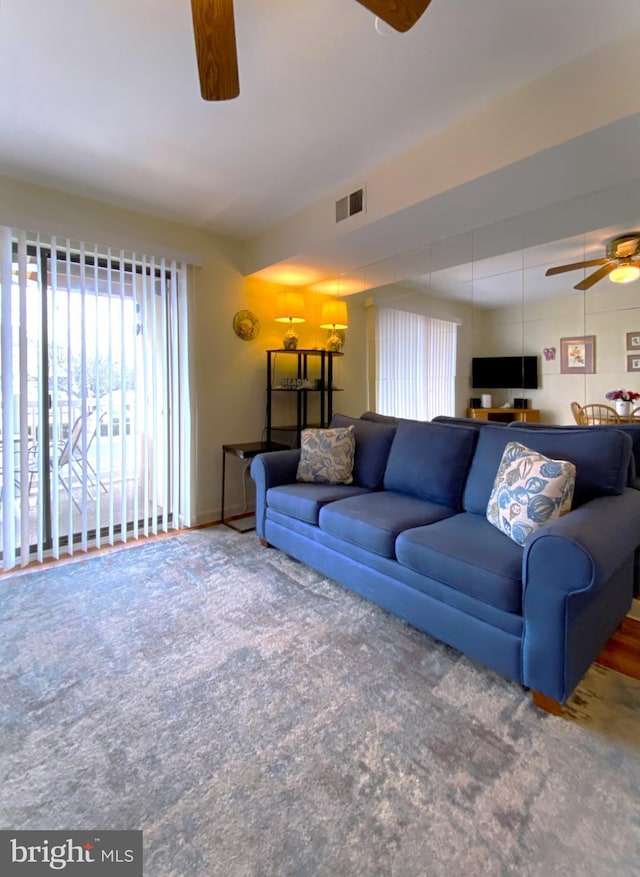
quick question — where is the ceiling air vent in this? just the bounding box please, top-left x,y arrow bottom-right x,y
349,188 -> 364,216
335,187 -> 365,223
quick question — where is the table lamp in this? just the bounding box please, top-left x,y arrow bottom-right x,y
320,300 -> 348,351
275,292 -> 305,349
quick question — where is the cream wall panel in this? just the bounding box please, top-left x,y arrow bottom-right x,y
523,292 -> 585,323
586,283 -> 640,315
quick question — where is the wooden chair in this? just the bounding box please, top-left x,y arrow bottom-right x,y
631,406 -> 640,420
570,401 -> 583,424
576,404 -> 621,425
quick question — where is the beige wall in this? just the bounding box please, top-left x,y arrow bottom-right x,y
0,177 -> 369,524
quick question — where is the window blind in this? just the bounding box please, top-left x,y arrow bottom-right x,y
375,307 -> 457,420
0,227 -> 192,571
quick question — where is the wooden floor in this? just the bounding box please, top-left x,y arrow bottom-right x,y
595,615 -> 640,681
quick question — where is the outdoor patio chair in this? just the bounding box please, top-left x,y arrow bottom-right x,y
56,408 -> 108,511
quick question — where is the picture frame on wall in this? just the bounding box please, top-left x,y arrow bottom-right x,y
560,335 -> 595,375
627,355 -> 640,373
626,331 -> 640,350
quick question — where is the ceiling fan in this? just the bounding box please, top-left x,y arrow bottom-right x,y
545,233 -> 640,291
190,0 -> 433,101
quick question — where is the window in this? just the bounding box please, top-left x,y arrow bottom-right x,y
375,307 -> 457,420
0,228 -> 192,570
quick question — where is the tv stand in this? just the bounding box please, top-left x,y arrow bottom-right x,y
467,407 -> 540,424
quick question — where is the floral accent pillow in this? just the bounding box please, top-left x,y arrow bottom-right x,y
486,441 -> 576,546
296,426 -> 356,484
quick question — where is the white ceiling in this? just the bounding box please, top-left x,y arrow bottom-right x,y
2,0 -> 640,295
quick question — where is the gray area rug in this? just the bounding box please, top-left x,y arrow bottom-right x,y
1,527 -> 639,876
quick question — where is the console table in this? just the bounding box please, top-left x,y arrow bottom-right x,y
466,407 -> 541,424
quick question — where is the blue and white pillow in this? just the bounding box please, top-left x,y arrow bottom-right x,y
486,441 -> 576,546
296,426 -> 355,484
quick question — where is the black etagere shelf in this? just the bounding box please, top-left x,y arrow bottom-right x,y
266,348 -> 343,447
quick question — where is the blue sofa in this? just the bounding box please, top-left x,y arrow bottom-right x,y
251,414 -> 640,709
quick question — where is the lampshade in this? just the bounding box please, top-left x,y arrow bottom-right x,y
319,300 -> 348,329
610,260 -> 640,284
275,292 -> 305,323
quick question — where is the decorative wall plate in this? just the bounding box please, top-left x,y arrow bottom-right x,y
233,309 -> 260,341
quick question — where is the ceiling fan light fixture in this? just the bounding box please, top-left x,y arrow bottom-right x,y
609,260 -> 640,284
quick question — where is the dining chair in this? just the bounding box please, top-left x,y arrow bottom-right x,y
631,406 -> 640,420
576,404 -> 621,425
570,401 -> 583,424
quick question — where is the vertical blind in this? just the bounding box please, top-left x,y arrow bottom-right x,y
375,307 -> 457,420
0,227 -> 192,571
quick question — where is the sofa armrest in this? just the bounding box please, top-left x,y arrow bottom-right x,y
250,449 -> 301,539
522,488 -> 640,700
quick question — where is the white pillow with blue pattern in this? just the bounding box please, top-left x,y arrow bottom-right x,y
296,425 -> 355,484
486,441 -> 576,546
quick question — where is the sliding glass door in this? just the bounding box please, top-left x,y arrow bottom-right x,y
0,230 -> 191,570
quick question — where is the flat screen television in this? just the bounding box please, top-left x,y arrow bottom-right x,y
472,356 -> 538,389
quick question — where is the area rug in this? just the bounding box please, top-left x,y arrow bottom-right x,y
1,527 -> 638,876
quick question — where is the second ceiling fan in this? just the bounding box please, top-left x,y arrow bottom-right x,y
545,233 -> 640,291
190,0 -> 433,101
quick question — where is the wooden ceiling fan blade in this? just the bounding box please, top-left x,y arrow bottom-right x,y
191,0 -> 239,101
545,258 -> 608,277
354,0 -> 433,33
574,262 -> 617,291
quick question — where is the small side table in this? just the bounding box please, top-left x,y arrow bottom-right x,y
221,441 -> 289,532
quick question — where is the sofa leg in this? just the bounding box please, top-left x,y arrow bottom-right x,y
531,690 -> 563,715
259,538 -> 271,548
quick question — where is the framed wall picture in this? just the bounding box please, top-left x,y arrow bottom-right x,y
560,335 -> 595,374
626,331 -> 640,350
627,354 -> 640,373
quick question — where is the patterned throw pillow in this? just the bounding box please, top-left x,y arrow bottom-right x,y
486,441 -> 576,546
296,426 -> 355,484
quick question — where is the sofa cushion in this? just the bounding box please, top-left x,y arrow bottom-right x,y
330,413 -> 397,489
486,442 -> 576,546
296,426 -> 355,484
464,425 -> 631,515
395,513 -> 524,613
383,420 -> 478,508
319,491 -> 457,558
267,483 -> 371,525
